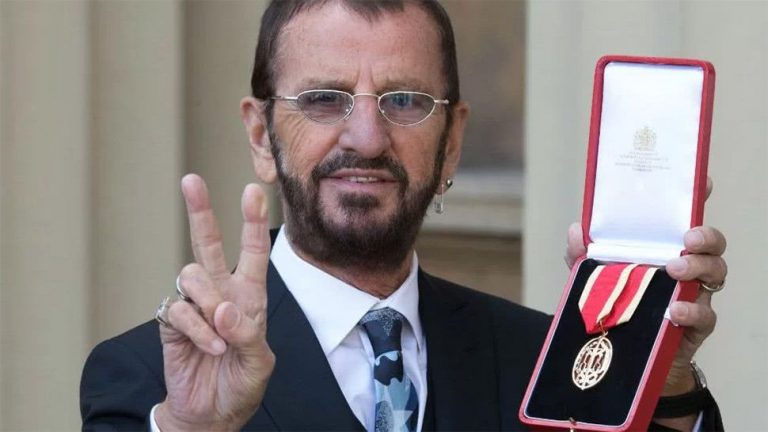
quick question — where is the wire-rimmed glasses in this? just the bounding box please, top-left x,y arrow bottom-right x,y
271,90 -> 449,126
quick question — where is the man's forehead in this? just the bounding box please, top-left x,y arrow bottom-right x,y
293,76 -> 435,94
272,1 -> 444,93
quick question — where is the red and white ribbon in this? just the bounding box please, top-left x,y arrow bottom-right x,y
578,263 -> 658,334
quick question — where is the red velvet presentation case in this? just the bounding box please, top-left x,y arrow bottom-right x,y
519,55 -> 715,431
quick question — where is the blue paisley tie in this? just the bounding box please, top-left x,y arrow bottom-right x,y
360,308 -> 419,432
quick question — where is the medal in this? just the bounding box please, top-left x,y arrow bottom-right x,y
572,263 -> 657,390
572,330 -> 612,390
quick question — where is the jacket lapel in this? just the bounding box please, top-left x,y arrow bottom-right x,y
418,271 -> 500,431
255,262 -> 365,431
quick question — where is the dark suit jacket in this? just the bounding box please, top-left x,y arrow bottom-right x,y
81,262 -> 724,431
80,263 -> 551,431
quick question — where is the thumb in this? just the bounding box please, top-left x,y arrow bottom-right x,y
213,301 -> 267,354
565,222 -> 586,269
212,301 -> 275,422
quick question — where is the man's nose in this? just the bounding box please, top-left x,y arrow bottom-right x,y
337,95 -> 391,158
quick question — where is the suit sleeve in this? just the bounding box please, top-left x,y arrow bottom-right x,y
699,393 -> 725,431
80,338 -> 166,431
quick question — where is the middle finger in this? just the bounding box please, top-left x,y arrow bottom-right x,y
666,254 -> 727,284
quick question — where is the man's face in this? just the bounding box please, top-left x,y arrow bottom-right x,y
263,2 -> 464,269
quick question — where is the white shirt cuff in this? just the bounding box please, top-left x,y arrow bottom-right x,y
149,403 -> 162,432
692,410 -> 704,431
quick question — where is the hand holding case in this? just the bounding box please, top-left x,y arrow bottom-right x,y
519,55 -> 716,431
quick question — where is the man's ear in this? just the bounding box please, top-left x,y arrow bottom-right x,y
440,101 -> 469,184
240,96 -> 277,184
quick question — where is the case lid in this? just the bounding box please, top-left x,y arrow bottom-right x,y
582,57 -> 714,266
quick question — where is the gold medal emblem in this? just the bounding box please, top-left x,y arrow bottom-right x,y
572,334 -> 613,390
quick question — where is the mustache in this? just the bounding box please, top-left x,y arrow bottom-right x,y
311,153 -> 408,185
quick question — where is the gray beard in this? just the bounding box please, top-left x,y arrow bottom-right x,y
269,127 -> 447,273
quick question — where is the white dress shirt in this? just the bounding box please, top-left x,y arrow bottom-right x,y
272,226 -> 427,431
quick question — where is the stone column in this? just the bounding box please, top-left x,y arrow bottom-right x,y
0,1 -> 91,429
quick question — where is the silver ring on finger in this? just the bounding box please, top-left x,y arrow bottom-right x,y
700,279 -> 725,293
175,275 -> 193,303
155,296 -> 173,328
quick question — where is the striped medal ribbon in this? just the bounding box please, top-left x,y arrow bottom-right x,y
572,263 -> 658,390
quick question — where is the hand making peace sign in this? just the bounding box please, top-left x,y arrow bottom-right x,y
155,174 -> 275,431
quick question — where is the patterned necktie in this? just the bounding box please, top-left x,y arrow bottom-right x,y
360,308 -> 419,432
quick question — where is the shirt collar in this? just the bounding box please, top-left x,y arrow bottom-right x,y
271,226 -> 424,356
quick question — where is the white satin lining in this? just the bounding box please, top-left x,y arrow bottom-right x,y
587,62 -> 703,265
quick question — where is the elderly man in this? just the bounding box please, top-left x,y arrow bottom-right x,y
80,0 -> 727,431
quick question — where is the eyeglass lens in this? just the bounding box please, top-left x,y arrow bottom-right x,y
295,90 -> 437,125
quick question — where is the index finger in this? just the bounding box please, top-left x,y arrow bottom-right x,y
181,174 -> 230,279
235,183 -> 270,285
684,226 -> 727,256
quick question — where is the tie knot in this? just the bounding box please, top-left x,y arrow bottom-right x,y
360,307 -> 405,356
